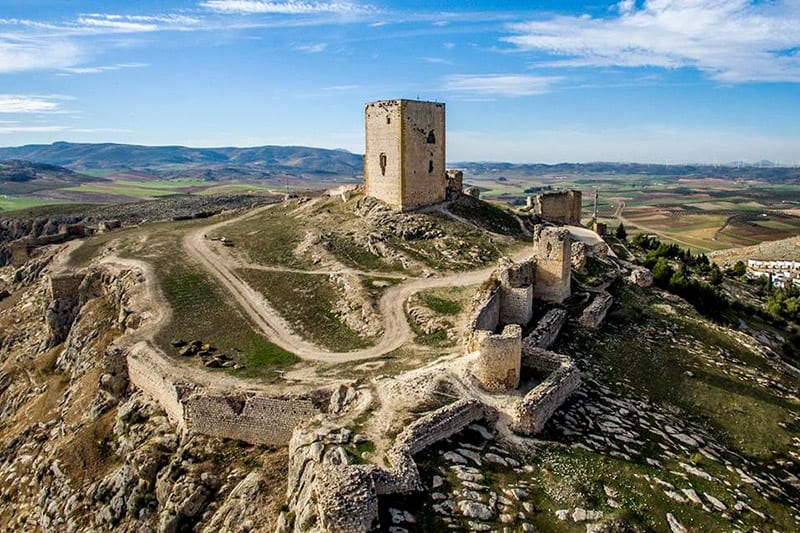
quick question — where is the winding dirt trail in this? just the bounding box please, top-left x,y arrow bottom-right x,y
183,203 -> 532,362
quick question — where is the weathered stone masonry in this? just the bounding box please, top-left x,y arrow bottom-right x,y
126,344 -> 321,446
364,99 -> 446,211
535,189 -> 582,225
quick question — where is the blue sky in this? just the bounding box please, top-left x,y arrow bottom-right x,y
1,0 -> 799,163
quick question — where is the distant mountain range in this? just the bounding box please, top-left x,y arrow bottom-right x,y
0,142 -> 364,180
1,142 -> 799,183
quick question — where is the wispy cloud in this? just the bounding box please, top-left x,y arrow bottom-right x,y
445,74 -> 561,97
200,1 -> 374,15
504,0 -> 800,83
75,14 -> 201,33
0,125 -> 66,134
293,42 -> 327,53
0,95 -> 66,113
420,56 -> 453,65
0,39 -> 83,72
61,62 -> 149,74
322,84 -> 359,90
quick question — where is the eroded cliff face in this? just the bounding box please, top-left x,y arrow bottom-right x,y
0,246 -> 286,532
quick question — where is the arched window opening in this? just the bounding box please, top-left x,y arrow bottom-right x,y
379,153 -> 387,176
427,131 -> 436,144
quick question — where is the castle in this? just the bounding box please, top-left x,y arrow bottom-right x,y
364,99 -> 446,211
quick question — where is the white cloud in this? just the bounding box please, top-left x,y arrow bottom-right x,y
420,56 -> 453,65
200,1 -> 372,15
322,84 -> 359,90
0,125 -> 66,134
0,39 -> 83,72
504,0 -> 800,83
0,95 -> 64,113
293,42 -> 327,53
61,62 -> 149,74
445,74 -> 562,97
75,14 -> 201,33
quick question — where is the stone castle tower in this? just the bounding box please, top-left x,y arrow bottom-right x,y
364,99 -> 446,211
532,226 -> 572,303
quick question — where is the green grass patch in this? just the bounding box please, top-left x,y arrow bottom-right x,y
238,269 -> 372,352
154,264 -> 299,381
418,293 -> 462,315
324,233 -> 398,272
0,196 -> 72,213
218,205 -> 310,268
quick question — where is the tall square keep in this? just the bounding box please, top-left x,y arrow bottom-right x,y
364,99 -> 446,211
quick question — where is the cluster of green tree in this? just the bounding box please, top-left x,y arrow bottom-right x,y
631,233 -> 728,317
767,286 -> 800,323
522,184 -> 552,194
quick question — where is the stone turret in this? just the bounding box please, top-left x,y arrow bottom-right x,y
533,226 -> 571,303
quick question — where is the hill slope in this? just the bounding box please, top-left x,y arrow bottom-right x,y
0,142 -> 363,179
0,160 -> 105,194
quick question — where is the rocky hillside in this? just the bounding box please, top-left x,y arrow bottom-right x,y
0,248 -> 287,532
709,234 -> 800,264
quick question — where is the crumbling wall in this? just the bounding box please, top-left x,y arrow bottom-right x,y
535,189 -> 582,225
468,325 -> 522,392
446,169 -> 463,193
44,272 -> 87,347
282,399 -> 484,533
498,259 -> 536,326
127,344 -> 321,445
579,292 -> 613,329
184,393 -> 318,446
47,273 -> 85,301
523,308 -> 567,350
533,225 -> 572,303
126,345 -> 189,428
468,286 -> 501,333
514,347 -> 581,435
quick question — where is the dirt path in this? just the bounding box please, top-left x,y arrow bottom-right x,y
183,203 -> 533,362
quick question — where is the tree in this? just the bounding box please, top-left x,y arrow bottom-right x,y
709,264 -> 724,286
615,222 -> 627,240
652,257 -> 674,287
728,260 -> 747,278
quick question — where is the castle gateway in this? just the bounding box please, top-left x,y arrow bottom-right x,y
364,99 -> 446,211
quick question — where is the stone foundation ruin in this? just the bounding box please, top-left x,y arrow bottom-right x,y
535,189 -> 582,225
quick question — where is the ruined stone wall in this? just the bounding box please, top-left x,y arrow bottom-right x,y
468,286 -> 501,333
400,100 -> 446,211
127,344 -> 321,445
523,308 -> 567,350
468,325 -> 522,392
394,399 -> 484,458
535,189 -> 582,225
579,292 -> 613,329
364,100 -> 403,208
126,346 -> 189,429
533,225 -> 571,303
499,286 -> 533,325
184,393 -> 317,446
445,169 -> 463,193
282,399 -> 484,533
47,273 -> 85,301
498,259 -> 536,326
364,99 -> 446,211
514,347 -> 581,435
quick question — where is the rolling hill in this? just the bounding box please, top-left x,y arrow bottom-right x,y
0,142 -> 363,179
